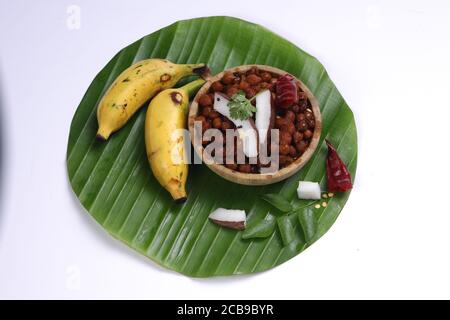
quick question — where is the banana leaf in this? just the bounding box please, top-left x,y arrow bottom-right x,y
67,16 -> 357,277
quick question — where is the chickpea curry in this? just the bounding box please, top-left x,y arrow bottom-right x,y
195,66 -> 316,174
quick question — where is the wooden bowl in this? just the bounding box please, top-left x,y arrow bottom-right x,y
188,65 -> 322,185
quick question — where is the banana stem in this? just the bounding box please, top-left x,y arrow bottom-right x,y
189,63 -> 208,77
181,79 -> 206,98
187,63 -> 205,69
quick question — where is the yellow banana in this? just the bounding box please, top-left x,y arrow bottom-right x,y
96,59 -> 205,140
145,79 -> 205,203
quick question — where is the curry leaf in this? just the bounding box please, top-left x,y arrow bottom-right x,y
261,194 -> 293,212
242,214 -> 276,240
298,208 -> 317,243
228,91 -> 256,120
277,216 -> 296,246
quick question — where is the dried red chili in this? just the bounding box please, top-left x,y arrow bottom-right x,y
325,139 -> 353,192
276,74 -> 298,107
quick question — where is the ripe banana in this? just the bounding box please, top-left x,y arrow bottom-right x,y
145,79 -> 205,203
96,59 -> 205,140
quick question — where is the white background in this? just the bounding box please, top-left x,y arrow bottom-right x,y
1,0 -> 449,299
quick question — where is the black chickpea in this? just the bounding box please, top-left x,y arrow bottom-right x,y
296,140 -> 308,153
275,117 -> 287,128
222,72 -> 235,85
279,143 -> 290,155
292,105 -> 300,113
202,107 -> 212,117
289,145 -> 297,157
212,117 -> 222,129
297,120 -> 308,132
247,66 -> 259,75
296,113 -> 306,122
239,81 -> 250,90
281,123 -> 296,135
260,71 -> 272,82
280,131 -> 292,145
211,81 -> 224,92
246,74 -> 262,85
208,110 -> 220,119
303,129 -> 313,139
298,101 -> 307,112
293,131 -> 304,143
226,86 -> 240,98
305,110 -> 314,120
198,94 -> 213,107
244,87 -> 256,99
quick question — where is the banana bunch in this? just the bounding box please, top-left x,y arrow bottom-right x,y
145,79 -> 205,203
96,59 -> 205,140
96,58 -> 206,203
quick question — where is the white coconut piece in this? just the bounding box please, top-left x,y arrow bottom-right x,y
213,93 -> 258,158
297,181 -> 321,200
208,208 -> 246,230
237,120 -> 258,158
255,90 -> 272,144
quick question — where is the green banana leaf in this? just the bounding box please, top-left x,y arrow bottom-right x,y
67,16 -> 357,277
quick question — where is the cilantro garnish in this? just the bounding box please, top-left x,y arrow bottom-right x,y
227,91 -> 256,121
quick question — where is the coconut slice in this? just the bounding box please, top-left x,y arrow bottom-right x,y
237,119 -> 258,158
213,93 -> 258,158
255,90 -> 273,144
208,208 -> 246,230
297,181 -> 321,200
